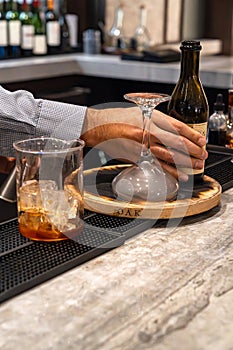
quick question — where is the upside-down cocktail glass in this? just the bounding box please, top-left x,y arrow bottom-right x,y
112,92 -> 178,203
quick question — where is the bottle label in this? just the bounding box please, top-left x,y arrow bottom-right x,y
21,25 -> 34,50
187,122 -> 207,137
8,21 -> 21,45
0,21 -> 8,46
46,21 -> 60,46
33,35 -> 47,55
179,122 -> 207,175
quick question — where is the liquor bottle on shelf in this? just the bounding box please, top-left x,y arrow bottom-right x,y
0,0 -> 8,59
59,0 -> 70,53
19,0 -> 34,56
133,4 -> 151,52
207,94 -> 227,146
45,0 -> 61,54
5,0 -> 22,58
32,0 -> 47,55
167,40 -> 209,184
226,89 -> 233,149
107,3 -> 124,51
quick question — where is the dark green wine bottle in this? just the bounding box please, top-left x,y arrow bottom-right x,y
5,0 -> 21,57
32,0 -> 47,55
19,0 -> 34,57
167,40 -> 209,184
45,0 -> 61,54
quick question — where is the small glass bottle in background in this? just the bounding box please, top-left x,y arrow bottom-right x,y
65,13 -> 78,49
226,89 -> 233,149
107,3 -> 124,51
208,94 -> 227,146
83,29 -> 101,54
133,4 -> 151,52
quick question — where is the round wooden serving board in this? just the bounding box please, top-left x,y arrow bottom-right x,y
84,164 -> 222,219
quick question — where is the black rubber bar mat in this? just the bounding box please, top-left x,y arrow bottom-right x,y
205,151 -> 233,191
0,212 -> 154,304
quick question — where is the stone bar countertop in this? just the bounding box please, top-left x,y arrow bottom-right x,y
0,187 -> 233,350
0,53 -> 233,89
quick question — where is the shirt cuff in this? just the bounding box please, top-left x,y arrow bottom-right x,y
35,99 -> 87,141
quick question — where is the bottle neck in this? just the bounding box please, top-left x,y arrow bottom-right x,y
213,109 -> 224,114
0,2 -> 4,15
180,49 -> 200,78
22,0 -> 29,12
47,0 -> 54,11
60,0 -> 67,15
32,0 -> 40,12
139,5 -> 147,28
114,6 -> 124,28
7,0 -> 18,12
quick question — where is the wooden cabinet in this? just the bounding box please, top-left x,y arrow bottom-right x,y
204,0 -> 233,55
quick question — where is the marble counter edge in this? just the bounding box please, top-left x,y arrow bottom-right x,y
0,53 -> 232,89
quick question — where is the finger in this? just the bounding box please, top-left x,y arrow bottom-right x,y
150,125 -> 208,160
151,144 -> 205,170
158,160 -> 189,182
171,149 -> 205,169
152,110 -> 207,147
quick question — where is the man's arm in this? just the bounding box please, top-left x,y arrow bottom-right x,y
0,86 -> 207,181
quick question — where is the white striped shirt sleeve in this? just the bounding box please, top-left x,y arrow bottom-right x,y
0,86 -> 87,157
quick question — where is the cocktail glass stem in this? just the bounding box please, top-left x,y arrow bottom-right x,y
140,106 -> 154,160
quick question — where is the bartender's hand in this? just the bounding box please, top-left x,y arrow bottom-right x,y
82,107 -> 208,181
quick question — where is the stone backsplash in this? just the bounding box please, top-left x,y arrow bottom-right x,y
105,0 -> 205,46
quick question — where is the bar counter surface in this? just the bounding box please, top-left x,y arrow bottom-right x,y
0,53 -> 233,89
0,186 -> 233,350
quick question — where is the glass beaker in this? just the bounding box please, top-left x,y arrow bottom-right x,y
13,137 -> 85,242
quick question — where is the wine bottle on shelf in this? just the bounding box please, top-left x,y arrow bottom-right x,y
167,40 -> 209,184
45,0 -> 60,54
207,94 -> 227,146
19,0 -> 34,57
5,0 -> 22,58
32,0 -> 47,55
0,0 -> 8,59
